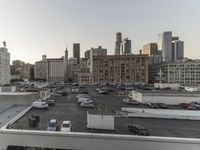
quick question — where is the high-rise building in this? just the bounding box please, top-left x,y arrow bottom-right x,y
172,40 -> 184,61
73,43 -> 80,64
64,46 -> 69,82
123,38 -> 131,54
65,47 -> 68,62
115,32 -> 122,55
143,43 -> 158,55
158,31 -> 172,62
0,42 -> 10,85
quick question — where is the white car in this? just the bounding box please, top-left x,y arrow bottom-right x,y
80,102 -> 94,108
77,96 -> 91,102
60,121 -> 72,132
32,101 -> 48,109
78,98 -> 92,104
76,94 -> 88,99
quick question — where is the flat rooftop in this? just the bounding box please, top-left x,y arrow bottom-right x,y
134,89 -> 200,96
10,86 -> 200,138
0,92 -> 38,96
0,105 -> 29,128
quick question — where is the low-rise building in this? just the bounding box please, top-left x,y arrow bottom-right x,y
149,60 -> 200,86
34,59 -> 48,81
77,72 -> 93,84
92,54 -> 149,84
132,90 -> 200,105
47,58 -> 64,83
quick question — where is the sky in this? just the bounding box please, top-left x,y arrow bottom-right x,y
0,0 -> 200,64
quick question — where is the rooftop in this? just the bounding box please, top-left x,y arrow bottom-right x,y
134,89 -> 200,96
9,86 -> 200,138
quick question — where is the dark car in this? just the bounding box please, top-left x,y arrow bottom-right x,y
79,90 -> 88,94
146,103 -> 158,109
61,91 -> 68,96
157,103 -> 168,109
46,99 -> 55,106
128,124 -> 149,136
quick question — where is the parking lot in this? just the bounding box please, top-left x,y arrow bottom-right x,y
10,85 -> 200,138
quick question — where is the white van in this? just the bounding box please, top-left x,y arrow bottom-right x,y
32,101 -> 48,109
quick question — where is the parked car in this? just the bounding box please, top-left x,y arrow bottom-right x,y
32,101 -> 48,109
80,102 -> 94,108
123,98 -> 140,105
52,92 -> 62,97
190,101 -> 200,105
180,103 -> 197,110
47,119 -> 58,131
146,103 -> 158,109
77,95 -> 91,101
46,99 -> 55,106
61,91 -> 68,96
128,124 -> 149,136
126,86 -> 134,90
78,97 -> 92,104
71,88 -> 79,93
76,94 -> 88,99
60,120 -> 72,132
156,103 -> 168,109
79,90 -> 88,94
99,89 -> 109,94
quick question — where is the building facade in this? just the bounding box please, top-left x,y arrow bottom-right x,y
85,46 -> 107,72
143,43 -> 158,55
92,54 -> 149,84
47,58 -> 64,83
0,46 -> 10,85
77,72 -> 93,84
34,60 -> 48,80
149,60 -> 200,86
172,40 -> 184,61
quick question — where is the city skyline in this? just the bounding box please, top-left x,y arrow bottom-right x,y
0,0 -> 200,63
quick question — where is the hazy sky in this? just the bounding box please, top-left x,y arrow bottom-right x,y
0,0 -> 200,63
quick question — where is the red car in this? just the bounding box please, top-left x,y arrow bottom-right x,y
180,103 -> 196,110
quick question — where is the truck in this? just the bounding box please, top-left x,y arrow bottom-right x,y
86,112 -> 115,130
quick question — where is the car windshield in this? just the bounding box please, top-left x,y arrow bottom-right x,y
63,123 -> 70,127
49,122 -> 56,127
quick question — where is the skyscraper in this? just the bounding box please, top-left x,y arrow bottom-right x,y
123,38 -> 131,54
73,43 -> 80,64
172,40 -> 184,61
65,46 -> 68,62
115,32 -> 122,55
158,31 -> 172,62
0,41 -> 10,85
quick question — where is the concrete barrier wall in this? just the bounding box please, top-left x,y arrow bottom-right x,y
1,129 -> 200,150
143,95 -> 200,105
0,94 -> 38,111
